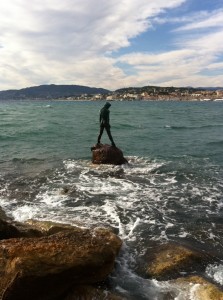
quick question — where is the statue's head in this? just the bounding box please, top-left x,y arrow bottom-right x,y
104,102 -> 111,108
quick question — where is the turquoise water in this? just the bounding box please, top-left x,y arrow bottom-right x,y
1,100 -> 223,162
0,99 -> 223,299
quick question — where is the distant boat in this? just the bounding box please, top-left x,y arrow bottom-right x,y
214,98 -> 223,101
201,98 -> 211,101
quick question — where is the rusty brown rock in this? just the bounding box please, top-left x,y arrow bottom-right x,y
0,227 -> 122,300
146,243 -> 213,280
91,144 -> 128,165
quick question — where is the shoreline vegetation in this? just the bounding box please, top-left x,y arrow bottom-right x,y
0,84 -> 223,101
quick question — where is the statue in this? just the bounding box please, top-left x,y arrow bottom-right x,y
97,102 -> 116,147
91,102 -> 127,165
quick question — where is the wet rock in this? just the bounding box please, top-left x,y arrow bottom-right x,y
25,219 -> 84,235
0,207 -> 43,239
0,206 -> 8,221
172,276 -> 223,300
0,227 -> 122,300
91,144 -> 128,165
65,285 -> 125,300
0,219 -> 21,240
146,243 -> 213,280
0,218 -> 42,240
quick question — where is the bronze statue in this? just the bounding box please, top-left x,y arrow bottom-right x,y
97,102 -> 116,147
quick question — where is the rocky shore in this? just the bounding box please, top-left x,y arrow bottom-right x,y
0,212 -> 123,300
1,207 -> 223,300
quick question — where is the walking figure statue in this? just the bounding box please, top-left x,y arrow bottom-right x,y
97,102 -> 116,147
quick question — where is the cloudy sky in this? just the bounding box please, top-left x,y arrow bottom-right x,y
0,0 -> 223,91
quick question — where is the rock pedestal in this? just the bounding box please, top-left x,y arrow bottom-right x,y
91,144 -> 128,165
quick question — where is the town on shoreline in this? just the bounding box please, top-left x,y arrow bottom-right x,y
61,86 -> 223,102
65,90 -> 223,102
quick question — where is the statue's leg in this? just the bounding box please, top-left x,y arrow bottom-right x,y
97,125 -> 104,143
105,126 -> 116,147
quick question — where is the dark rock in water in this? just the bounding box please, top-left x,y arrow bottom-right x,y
0,226 -> 122,300
146,242 -> 214,280
0,219 -> 21,240
91,144 -> 128,165
65,285 -> 125,300
0,218 -> 42,240
0,219 -> 43,240
0,207 -> 8,221
171,276 -> 223,300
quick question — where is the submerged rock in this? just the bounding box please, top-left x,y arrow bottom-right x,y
0,227 -> 122,300
65,285 -> 125,300
146,243 -> 213,280
91,144 -> 128,165
172,276 -> 223,300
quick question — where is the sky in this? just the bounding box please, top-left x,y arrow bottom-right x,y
0,0 -> 223,91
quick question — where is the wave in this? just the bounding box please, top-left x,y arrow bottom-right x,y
164,124 -> 223,130
12,157 -> 45,163
116,123 -> 141,129
207,140 -> 223,146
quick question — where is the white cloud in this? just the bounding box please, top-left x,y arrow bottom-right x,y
116,24 -> 223,88
175,9 -> 223,31
113,5 -> 223,89
0,0 -> 186,90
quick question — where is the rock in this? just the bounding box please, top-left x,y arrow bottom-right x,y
25,219 -> 84,235
65,285 -> 125,300
0,207 -> 43,240
0,219 -> 21,240
0,207 -> 9,221
146,242 -> 213,280
0,227 -> 122,300
91,144 -> 128,165
172,276 -> 223,300
0,218 -> 43,240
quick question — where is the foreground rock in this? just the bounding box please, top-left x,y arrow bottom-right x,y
91,144 -> 128,165
172,276 -> 223,300
0,227 -> 122,300
146,243 -> 213,280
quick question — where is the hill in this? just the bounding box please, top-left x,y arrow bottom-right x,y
115,85 -> 223,94
0,84 -> 110,100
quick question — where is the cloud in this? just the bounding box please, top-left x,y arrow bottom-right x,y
113,5 -> 223,88
175,9 -> 223,31
116,24 -> 223,88
0,0 -> 186,90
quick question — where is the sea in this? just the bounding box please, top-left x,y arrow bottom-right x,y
0,99 -> 223,299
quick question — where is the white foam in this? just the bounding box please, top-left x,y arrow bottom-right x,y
206,264 -> 223,285
101,200 -> 125,237
128,217 -> 140,238
11,205 -> 40,222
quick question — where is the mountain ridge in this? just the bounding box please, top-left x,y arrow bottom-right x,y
0,84 -> 110,100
